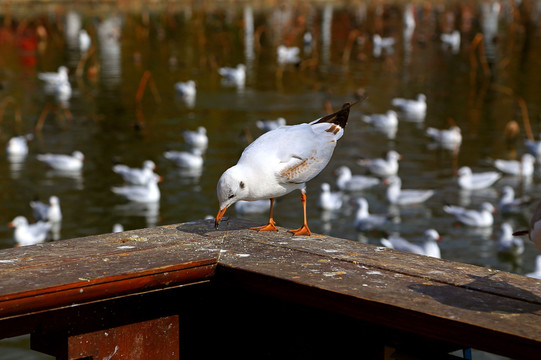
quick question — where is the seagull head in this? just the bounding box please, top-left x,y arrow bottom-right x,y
215,166 -> 249,228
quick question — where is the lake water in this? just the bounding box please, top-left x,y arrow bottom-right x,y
1,1 -> 540,358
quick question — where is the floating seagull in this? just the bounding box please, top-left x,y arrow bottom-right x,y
174,80 -> 196,97
497,222 -> 524,257
512,199 -> 541,251
373,34 -> 395,57
381,229 -> 441,258
318,183 -> 343,211
256,117 -> 286,132
164,149 -> 203,169
443,202 -> 495,227
361,110 -> 398,130
425,125 -> 462,149
441,30 -> 461,53
111,173 -> 162,203
183,127 -> 208,150
79,29 -> 91,52
498,185 -> 532,215
457,166 -> 501,190
218,64 -> 246,86
391,93 -> 427,120
113,160 -> 157,185
38,66 -> 69,85
235,199 -> 272,215
9,216 -> 51,246
215,102 -> 358,236
493,153 -> 535,177
113,223 -> 124,233
6,135 -> 32,157
525,255 -> 541,279
30,195 -> 62,223
357,150 -> 401,177
353,197 -> 393,231
384,175 -> 434,205
37,151 -> 85,171
334,166 -> 380,192
277,45 -> 300,64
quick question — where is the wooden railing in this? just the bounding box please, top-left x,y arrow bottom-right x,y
0,218 -> 540,359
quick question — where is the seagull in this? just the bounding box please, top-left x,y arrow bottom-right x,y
381,229 -> 441,258
457,166 -> 501,190
38,66 -> 69,85
256,117 -> 286,132
37,151 -> 85,171
215,102 -> 358,236
372,34 -> 395,57
497,222 -> 524,257
9,216 -> 51,246
493,153 -> 535,177
111,173 -> 162,203
30,195 -> 62,223
113,160 -> 157,185
441,30 -> 461,52
361,110 -> 398,130
512,199 -> 541,252
218,64 -> 246,86
425,125 -> 462,149
6,135 -> 32,157
391,93 -> 427,120
525,255 -> 541,279
334,166 -> 380,192
174,80 -> 196,97
113,223 -> 124,233
318,183 -> 343,211
443,202 -> 495,227
357,150 -> 401,177
353,197 -> 394,231
183,127 -> 208,150
277,45 -> 300,64
235,199 -> 272,215
498,185 -> 532,215
79,29 -> 91,52
164,149 -> 203,169
384,175 -> 434,205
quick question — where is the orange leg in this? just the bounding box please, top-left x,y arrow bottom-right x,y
288,191 -> 312,236
250,198 -> 278,232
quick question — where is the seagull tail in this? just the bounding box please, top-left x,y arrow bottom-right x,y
312,96 -> 366,128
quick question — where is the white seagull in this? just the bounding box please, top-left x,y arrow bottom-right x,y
30,195 -> 62,223
38,66 -> 69,85
498,186 -> 532,215
37,151 -> 85,171
361,110 -> 398,130
215,102 -> 358,236
357,150 -> 401,177
512,199 -> 541,252
497,222 -> 524,257
174,80 -> 196,97
9,216 -> 51,246
256,117 -> 286,132
277,45 -> 300,64
425,125 -> 462,149
164,149 -> 203,169
381,229 -> 441,258
183,127 -> 208,150
525,255 -> 541,279
6,135 -> 32,157
372,34 -> 395,57
111,173 -> 162,203
441,30 -> 461,53
457,166 -> 501,190
443,202 -> 495,227
79,29 -> 91,52
113,160 -> 157,185
391,93 -> 427,120
385,175 -> 434,205
318,183 -> 343,211
493,153 -> 535,177
334,166 -> 380,192
353,197 -> 393,231
218,64 -> 246,86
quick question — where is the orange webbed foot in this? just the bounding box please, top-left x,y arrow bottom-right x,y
288,224 -> 311,236
250,219 -> 278,232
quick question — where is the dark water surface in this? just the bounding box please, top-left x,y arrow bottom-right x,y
1,1 -> 540,358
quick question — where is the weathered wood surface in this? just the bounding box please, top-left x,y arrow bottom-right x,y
0,217 -> 540,359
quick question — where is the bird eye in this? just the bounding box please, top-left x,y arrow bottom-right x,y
239,181 -> 245,189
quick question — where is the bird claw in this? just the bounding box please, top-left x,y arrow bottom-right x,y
288,224 -> 312,236
250,220 -> 278,232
